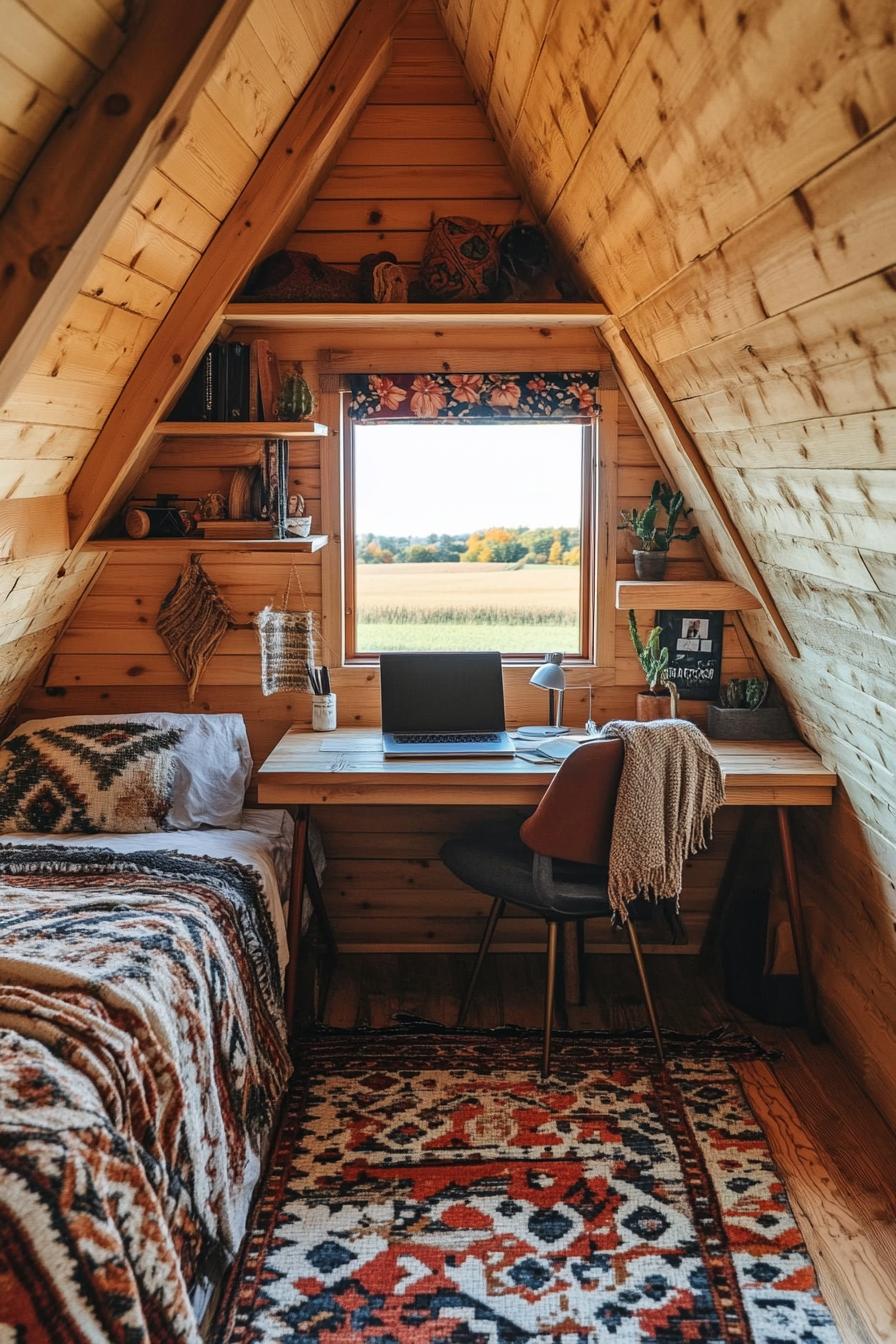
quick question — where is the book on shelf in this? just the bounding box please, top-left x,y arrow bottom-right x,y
196,520 -> 272,540
170,340 -> 270,423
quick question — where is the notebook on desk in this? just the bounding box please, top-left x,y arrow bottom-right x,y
380,651 -> 515,758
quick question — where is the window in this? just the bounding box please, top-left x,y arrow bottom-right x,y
344,419 -> 594,660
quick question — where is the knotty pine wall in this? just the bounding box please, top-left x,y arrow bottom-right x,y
0,0 -> 353,717
292,0 -> 530,271
444,0 -> 896,1122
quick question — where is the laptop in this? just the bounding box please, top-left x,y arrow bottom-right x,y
380,651 -> 515,758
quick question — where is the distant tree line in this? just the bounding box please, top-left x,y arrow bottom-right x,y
357,527 -> 580,566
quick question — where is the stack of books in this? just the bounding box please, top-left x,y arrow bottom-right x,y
170,339 -> 286,421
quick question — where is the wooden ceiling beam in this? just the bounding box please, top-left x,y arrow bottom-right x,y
604,319 -> 800,659
0,0 -> 252,410
66,0 -> 409,551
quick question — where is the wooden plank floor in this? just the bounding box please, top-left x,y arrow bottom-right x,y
321,952 -> 896,1344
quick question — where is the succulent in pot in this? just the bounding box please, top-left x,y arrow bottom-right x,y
708,677 -> 794,739
618,479 -> 699,579
628,610 -> 679,721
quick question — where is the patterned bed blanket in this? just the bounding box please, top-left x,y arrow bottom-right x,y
0,845 -> 292,1344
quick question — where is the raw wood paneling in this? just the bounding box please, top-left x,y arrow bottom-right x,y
445,0 -> 896,1119
290,15 -> 526,272
0,0 -> 360,716
0,0 -> 252,409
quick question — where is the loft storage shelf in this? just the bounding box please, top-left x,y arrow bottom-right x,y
223,302 -> 610,329
616,580 -> 762,611
157,421 -> 328,438
84,535 -> 329,556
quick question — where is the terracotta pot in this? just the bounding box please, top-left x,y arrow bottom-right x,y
635,690 -> 674,722
633,550 -> 668,580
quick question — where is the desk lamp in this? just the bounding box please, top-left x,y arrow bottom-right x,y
519,654 -> 568,737
521,654 -> 598,738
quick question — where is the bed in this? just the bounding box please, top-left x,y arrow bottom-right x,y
0,715 -> 308,1344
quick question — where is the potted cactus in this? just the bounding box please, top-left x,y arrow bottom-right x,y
618,479 -> 699,579
628,611 -> 679,721
708,678 -> 794,739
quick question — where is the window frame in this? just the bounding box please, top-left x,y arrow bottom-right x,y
341,403 -> 597,666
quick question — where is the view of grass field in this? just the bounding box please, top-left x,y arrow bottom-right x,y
352,421 -> 585,653
355,562 -> 580,652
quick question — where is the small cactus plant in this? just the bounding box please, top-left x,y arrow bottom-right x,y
629,610 -> 668,691
720,677 -> 769,710
618,479 -> 700,552
628,610 -> 679,716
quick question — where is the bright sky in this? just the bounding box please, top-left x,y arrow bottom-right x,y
354,422 -> 584,535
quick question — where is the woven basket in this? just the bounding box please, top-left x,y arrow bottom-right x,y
255,607 -> 315,696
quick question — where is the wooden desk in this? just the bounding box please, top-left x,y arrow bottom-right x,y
259,728 -> 837,1035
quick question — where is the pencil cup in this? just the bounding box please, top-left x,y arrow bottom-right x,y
312,693 -> 337,731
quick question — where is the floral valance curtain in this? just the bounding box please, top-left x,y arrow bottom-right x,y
347,371 -> 600,422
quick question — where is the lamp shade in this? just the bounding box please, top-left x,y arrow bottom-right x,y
529,662 -> 566,692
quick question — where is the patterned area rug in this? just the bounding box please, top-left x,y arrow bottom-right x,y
215,1029 -> 840,1343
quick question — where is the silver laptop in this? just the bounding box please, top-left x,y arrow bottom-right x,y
380,651 -> 515,758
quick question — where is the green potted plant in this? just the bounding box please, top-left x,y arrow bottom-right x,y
628,611 -> 679,721
618,479 -> 699,579
708,678 -> 794,739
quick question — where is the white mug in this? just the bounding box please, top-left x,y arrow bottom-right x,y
312,693 -> 337,731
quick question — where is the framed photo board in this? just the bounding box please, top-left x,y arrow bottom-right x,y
656,609 -> 724,701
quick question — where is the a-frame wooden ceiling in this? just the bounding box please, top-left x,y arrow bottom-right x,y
0,0 -> 893,1119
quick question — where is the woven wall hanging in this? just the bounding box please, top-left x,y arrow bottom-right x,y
255,567 -> 317,696
156,555 -> 233,701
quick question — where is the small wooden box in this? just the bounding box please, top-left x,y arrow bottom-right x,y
707,702 -> 794,740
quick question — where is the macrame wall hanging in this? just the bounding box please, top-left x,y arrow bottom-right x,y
156,555 -> 233,701
255,566 -> 318,696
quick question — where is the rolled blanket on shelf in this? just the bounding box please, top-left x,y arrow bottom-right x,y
598,718 -> 726,923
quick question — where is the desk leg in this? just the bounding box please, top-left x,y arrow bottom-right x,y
776,806 -> 823,1042
284,805 -> 309,1033
304,847 -> 337,1019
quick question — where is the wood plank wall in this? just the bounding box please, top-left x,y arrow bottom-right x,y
0,0 -> 354,718
292,0 -> 529,269
443,0 -> 896,1123
19,0 -> 752,955
26,347 -> 749,956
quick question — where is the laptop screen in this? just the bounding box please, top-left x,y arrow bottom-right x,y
380,652 -> 506,733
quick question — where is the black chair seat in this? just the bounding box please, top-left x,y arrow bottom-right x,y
441,821 -> 612,918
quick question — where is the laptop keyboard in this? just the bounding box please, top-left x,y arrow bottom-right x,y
393,732 -> 502,744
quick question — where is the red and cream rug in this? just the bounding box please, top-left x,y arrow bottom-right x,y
215,1030 -> 840,1343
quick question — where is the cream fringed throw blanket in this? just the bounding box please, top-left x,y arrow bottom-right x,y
599,719 -> 726,922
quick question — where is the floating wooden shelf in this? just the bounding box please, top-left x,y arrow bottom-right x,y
223,302 -> 609,329
84,535 -> 329,557
615,580 -> 762,611
156,421 -> 328,438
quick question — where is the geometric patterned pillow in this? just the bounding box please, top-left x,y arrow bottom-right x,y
0,721 -> 183,833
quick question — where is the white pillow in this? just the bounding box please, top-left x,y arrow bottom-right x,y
13,713 -> 253,830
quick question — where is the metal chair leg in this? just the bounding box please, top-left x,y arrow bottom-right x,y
576,918 -> 587,1006
626,920 -> 665,1064
457,897 -> 504,1027
541,921 -> 559,1079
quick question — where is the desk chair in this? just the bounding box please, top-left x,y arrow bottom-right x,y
440,739 -> 664,1077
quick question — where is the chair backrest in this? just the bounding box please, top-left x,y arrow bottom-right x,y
519,738 -> 624,866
